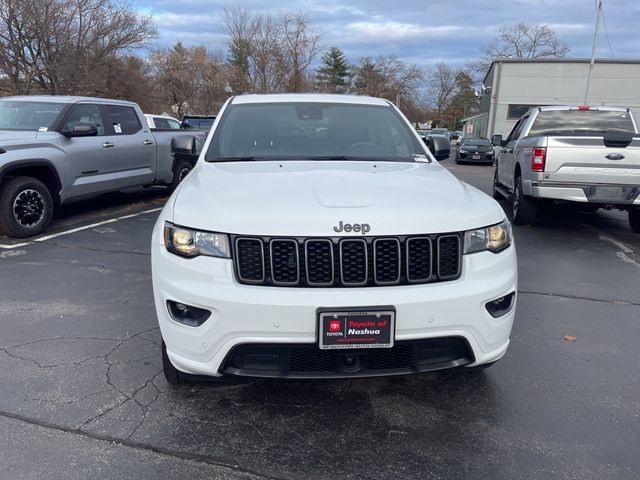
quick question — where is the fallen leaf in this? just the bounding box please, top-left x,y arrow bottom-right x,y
563,335 -> 577,342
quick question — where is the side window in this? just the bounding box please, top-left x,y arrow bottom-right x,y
153,117 -> 169,129
388,124 -> 411,156
167,119 -> 181,129
103,105 -> 141,135
505,116 -> 528,144
64,104 -> 105,135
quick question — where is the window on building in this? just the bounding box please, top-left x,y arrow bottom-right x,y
507,104 -> 543,120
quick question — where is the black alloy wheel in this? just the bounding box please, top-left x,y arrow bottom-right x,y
0,176 -> 54,238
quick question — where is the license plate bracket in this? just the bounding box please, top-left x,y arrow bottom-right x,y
318,308 -> 395,350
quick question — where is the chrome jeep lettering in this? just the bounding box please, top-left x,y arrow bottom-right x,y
333,222 -> 371,234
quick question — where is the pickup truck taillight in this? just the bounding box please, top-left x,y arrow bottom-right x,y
531,147 -> 546,172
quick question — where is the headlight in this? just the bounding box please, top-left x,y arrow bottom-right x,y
464,219 -> 512,254
164,222 -> 230,258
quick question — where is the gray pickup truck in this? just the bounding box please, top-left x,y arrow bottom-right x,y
0,96 -> 206,238
492,105 -> 640,232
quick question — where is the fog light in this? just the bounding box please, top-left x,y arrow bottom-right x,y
166,300 -> 211,327
485,292 -> 516,318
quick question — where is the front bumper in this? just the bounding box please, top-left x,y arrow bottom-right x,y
458,152 -> 494,163
152,242 -> 517,378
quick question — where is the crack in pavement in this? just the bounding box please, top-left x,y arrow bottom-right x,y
0,410 -> 287,480
518,289 -> 640,307
0,327 -> 162,437
0,327 -> 160,368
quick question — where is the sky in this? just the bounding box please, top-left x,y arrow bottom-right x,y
134,0 -> 640,71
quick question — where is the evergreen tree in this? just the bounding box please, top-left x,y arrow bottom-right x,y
316,47 -> 350,93
448,71 -> 479,124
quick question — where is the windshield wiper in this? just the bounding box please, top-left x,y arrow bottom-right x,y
298,156 -> 414,162
210,156 -> 262,162
300,155 -> 352,161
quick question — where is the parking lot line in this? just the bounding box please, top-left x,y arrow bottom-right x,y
0,207 -> 163,250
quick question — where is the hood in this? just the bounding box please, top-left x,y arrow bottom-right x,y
0,130 -> 59,150
172,160 -> 504,236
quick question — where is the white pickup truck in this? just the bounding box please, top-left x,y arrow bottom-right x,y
0,96 -> 205,238
491,105 -> 640,232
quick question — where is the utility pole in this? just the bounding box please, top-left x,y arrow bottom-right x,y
584,0 -> 603,104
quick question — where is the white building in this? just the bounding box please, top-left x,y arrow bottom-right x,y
462,59 -> 640,139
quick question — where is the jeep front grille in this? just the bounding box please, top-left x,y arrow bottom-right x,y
232,234 -> 462,288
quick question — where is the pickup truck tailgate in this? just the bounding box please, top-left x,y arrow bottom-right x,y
544,136 -> 640,185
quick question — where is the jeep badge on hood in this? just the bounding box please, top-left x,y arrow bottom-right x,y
333,221 -> 370,234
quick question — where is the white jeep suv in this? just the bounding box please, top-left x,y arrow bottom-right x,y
151,94 -> 517,384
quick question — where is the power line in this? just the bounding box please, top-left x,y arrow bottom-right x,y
601,4 -> 615,58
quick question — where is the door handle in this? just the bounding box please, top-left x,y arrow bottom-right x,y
102,142 -> 114,149
143,139 -> 154,146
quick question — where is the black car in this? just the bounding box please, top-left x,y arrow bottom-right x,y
455,137 -> 495,165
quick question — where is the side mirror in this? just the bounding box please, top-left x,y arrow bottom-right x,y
491,134 -> 503,147
428,135 -> 451,161
62,122 -> 98,137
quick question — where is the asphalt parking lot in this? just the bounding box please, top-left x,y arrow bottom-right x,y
1,158 -> 639,479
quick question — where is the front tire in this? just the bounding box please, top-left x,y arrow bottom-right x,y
0,176 -> 54,238
162,341 -> 185,385
629,209 -> 640,233
492,165 -> 503,200
511,174 -> 537,225
171,159 -> 193,192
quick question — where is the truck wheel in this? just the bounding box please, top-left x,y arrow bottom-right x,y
162,341 -> 185,385
171,159 -> 193,192
629,209 -> 640,233
511,174 -> 537,225
492,166 -> 503,199
0,176 -> 54,238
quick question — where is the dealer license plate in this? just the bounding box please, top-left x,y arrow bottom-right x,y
473,154 -> 481,160
318,309 -> 395,350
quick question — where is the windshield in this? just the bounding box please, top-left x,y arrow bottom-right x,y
431,128 -> 447,135
461,138 -> 491,146
529,109 -> 636,136
0,100 -> 65,131
206,102 -> 427,162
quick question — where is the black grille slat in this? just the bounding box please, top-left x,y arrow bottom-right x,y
233,234 -> 462,287
406,237 -> 432,282
305,240 -> 334,285
235,238 -> 264,283
223,338 -> 474,377
438,235 -> 461,279
270,240 -> 299,285
340,239 -> 368,285
374,238 -> 401,284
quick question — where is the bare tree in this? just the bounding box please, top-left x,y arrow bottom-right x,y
280,13 -> 321,92
222,8 -> 321,94
150,43 -> 231,117
427,62 -> 458,123
354,55 -> 423,104
471,22 -> 569,76
0,0 -> 156,95
223,6 -> 254,94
